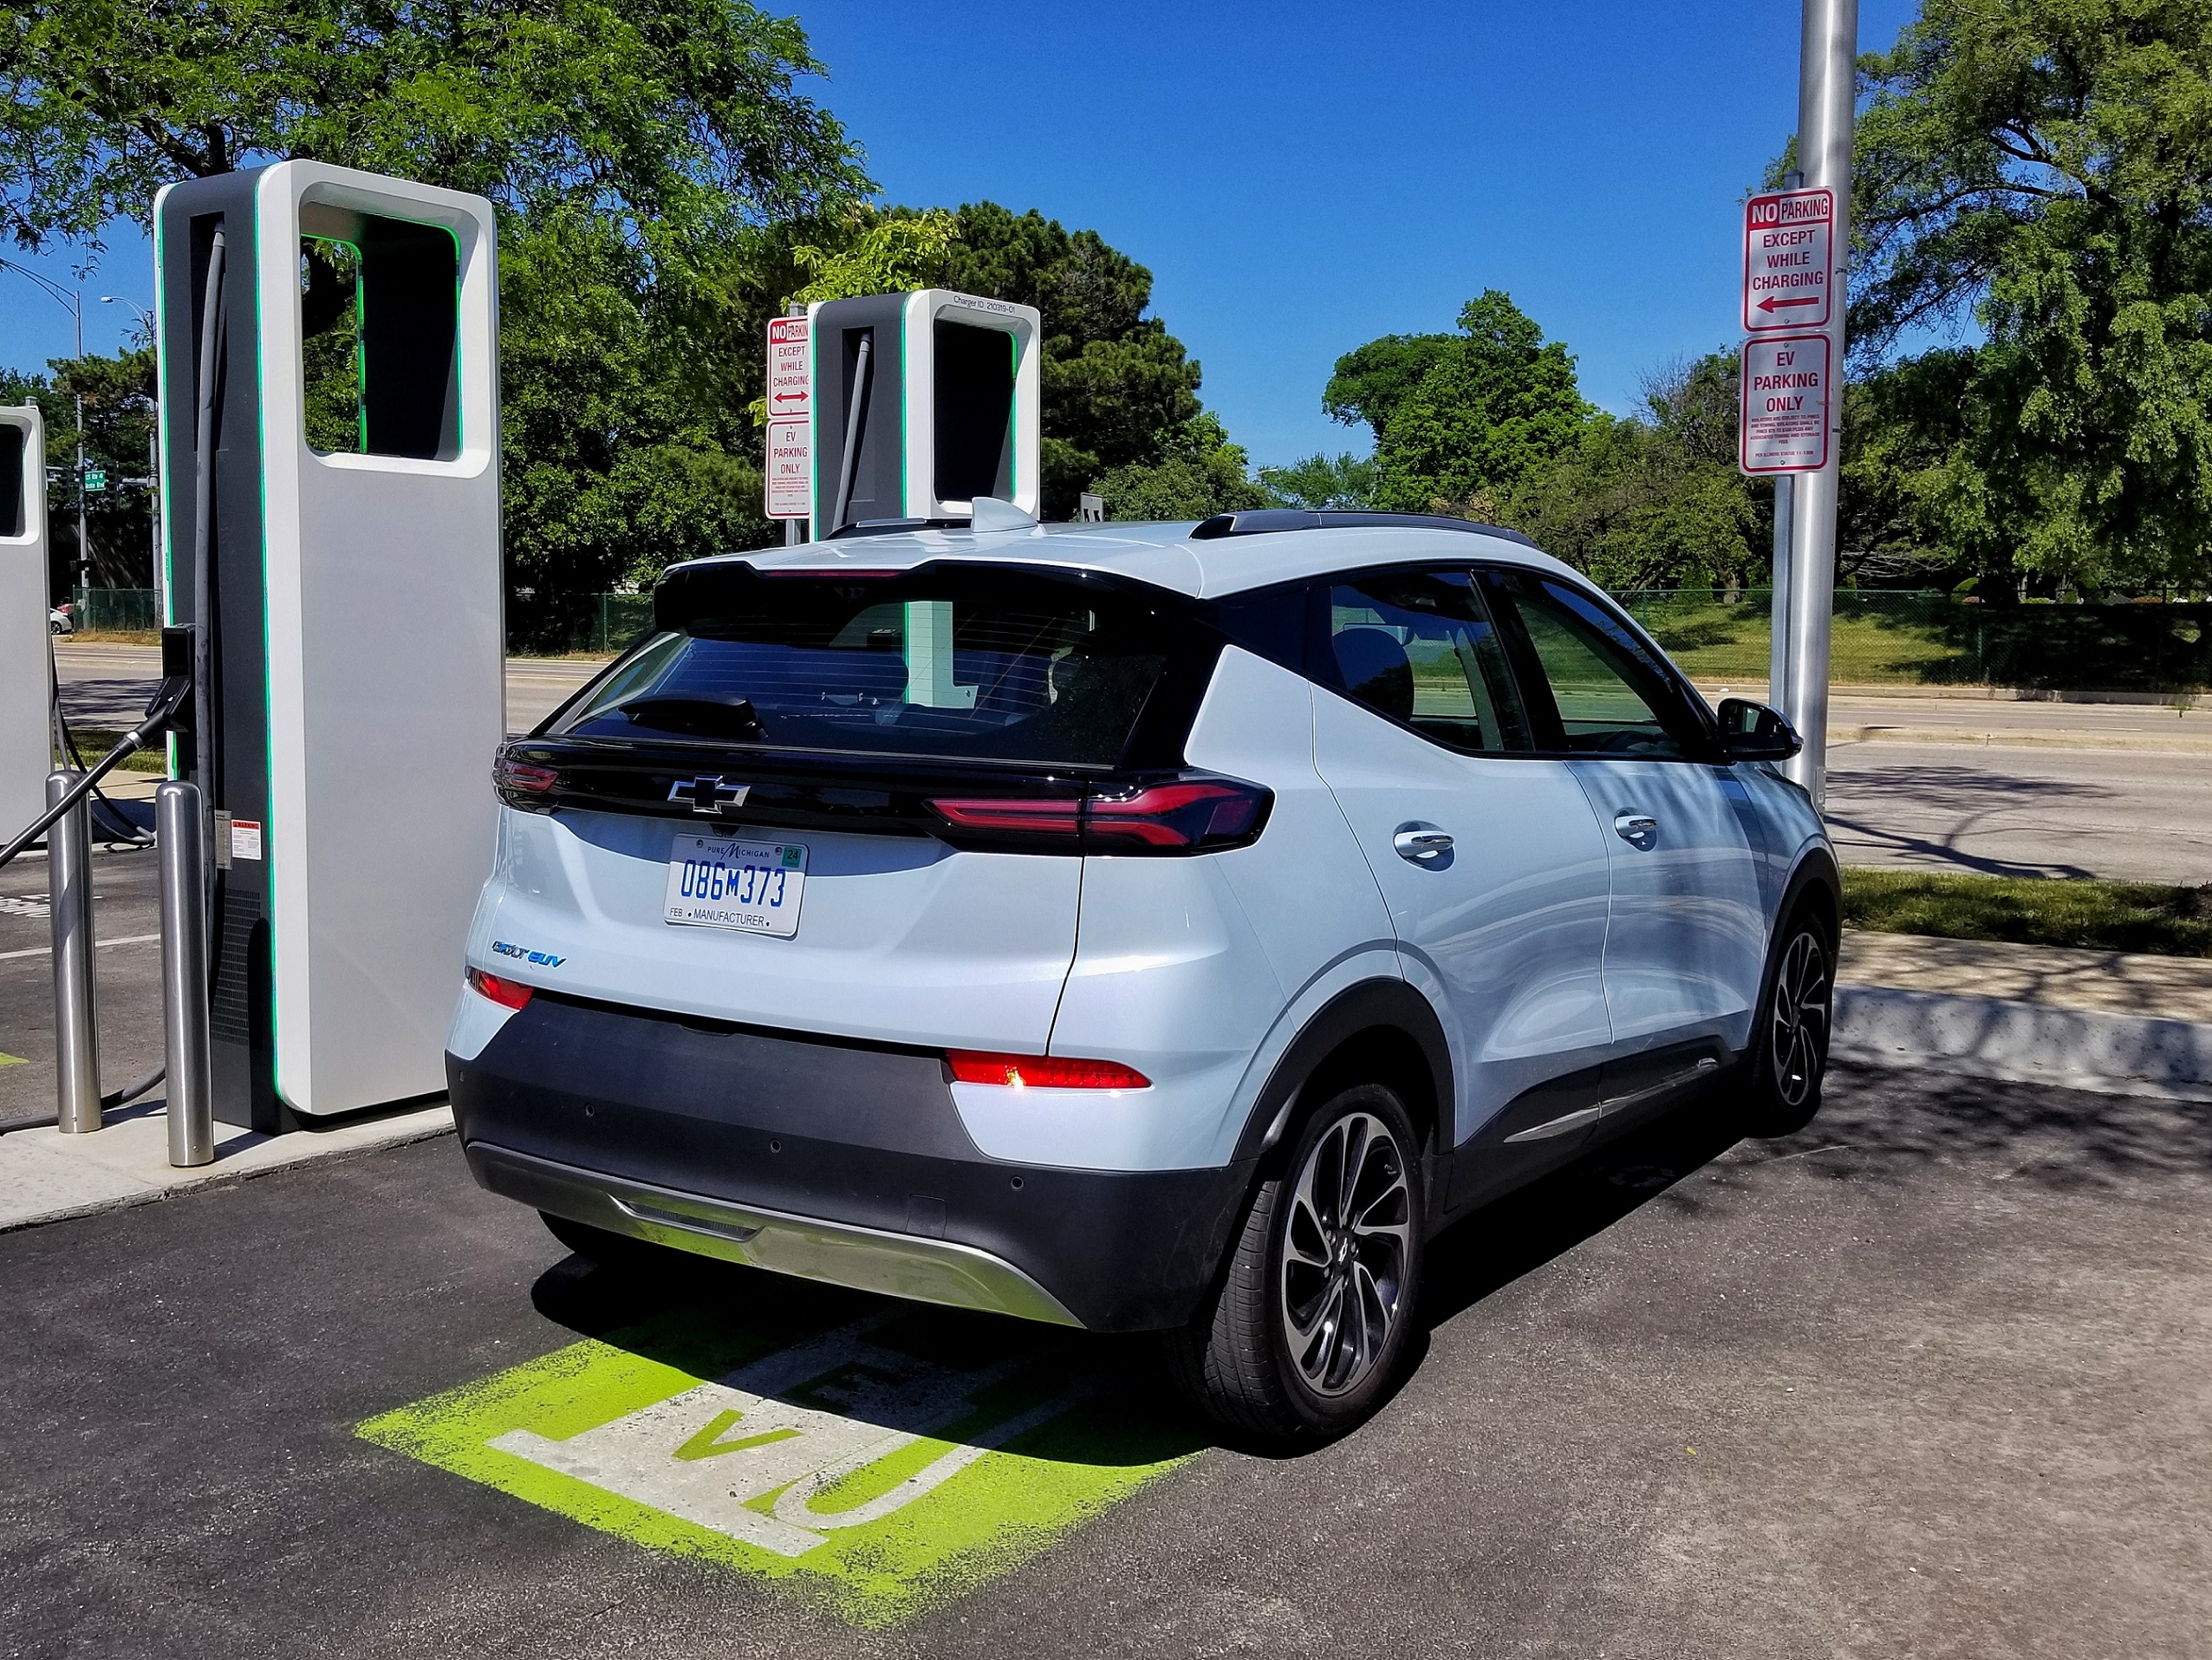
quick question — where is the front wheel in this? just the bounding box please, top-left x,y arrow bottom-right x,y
1734,908 -> 1835,1136
1168,1083 -> 1424,1443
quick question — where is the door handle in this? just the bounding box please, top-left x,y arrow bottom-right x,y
1613,812 -> 1658,844
1393,829 -> 1454,862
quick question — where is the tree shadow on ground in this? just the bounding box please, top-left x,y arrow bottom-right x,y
1822,757 -> 2110,877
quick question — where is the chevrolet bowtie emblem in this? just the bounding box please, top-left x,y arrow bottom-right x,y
667,776 -> 751,815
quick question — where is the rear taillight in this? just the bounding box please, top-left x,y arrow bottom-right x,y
1086,779 -> 1266,848
467,967 -> 533,1010
926,773 -> 1270,856
947,1051 -> 1151,1089
493,746 -> 561,810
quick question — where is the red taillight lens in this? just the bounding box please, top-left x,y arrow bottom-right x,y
492,750 -> 560,796
947,1051 -> 1151,1089
926,775 -> 1270,855
927,796 -> 1083,837
467,967 -> 533,1011
1086,780 -> 1266,848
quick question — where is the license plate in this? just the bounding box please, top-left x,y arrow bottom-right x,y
663,834 -> 808,937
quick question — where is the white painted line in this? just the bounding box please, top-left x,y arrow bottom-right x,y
0,932 -> 159,962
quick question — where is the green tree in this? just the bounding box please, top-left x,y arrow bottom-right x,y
1260,452 -> 1381,510
1322,334 -> 1455,441
1094,412 -> 1268,521
1849,0 -> 2212,590
2,345 -> 159,594
1506,352 -> 1766,590
3,0 -> 869,637
1334,292 -> 1590,517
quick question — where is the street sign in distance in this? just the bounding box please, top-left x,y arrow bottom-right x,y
765,417 -> 811,519
767,316 -> 811,421
83,469 -> 107,492
1739,333 -> 1830,475
1743,188 -> 1833,333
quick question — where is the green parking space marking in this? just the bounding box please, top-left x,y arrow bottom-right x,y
0,1051 -> 24,1068
358,1297 -> 1202,1628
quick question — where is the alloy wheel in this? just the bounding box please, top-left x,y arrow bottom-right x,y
1278,1111 -> 1412,1397
1769,929 -> 1831,1109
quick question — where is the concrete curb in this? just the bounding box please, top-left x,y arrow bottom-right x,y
1829,724 -> 2212,754
1834,985 -> 2212,1103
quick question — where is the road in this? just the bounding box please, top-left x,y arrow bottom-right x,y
1,1061 -> 2204,1658
52,644 -> 2212,884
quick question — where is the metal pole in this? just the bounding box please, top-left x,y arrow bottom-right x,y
157,781 -> 213,1167
1780,0 -> 1857,804
1768,474 -> 1793,706
48,770 -> 101,1133
72,291 -> 88,599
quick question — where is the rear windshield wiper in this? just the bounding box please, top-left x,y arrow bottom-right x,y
616,693 -> 765,739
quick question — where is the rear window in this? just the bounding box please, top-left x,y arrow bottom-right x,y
547,565 -> 1184,767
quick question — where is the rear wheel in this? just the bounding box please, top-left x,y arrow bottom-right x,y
1168,1083 -> 1424,1443
1735,907 -> 1834,1136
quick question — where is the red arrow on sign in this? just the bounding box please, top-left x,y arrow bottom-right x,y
771,389 -> 809,407
1757,295 -> 1823,313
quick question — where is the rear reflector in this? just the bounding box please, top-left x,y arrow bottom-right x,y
947,1051 -> 1151,1090
927,797 -> 1083,837
467,967 -> 533,1011
492,750 -> 560,795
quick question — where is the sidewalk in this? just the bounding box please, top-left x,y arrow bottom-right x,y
0,1099 -> 453,1233
1835,929 -> 2212,1100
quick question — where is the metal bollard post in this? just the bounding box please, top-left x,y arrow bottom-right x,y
47,771 -> 101,1133
156,782 -> 214,1168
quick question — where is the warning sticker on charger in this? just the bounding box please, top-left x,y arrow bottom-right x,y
229,819 -> 263,862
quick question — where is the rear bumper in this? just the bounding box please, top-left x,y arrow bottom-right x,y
447,991 -> 1253,1331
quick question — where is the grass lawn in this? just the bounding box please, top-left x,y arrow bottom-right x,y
1641,602 -> 1967,686
55,730 -> 167,774
1842,868 -> 2212,957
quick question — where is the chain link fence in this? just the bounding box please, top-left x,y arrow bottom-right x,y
1610,589 -> 2212,693
60,583 -> 2212,692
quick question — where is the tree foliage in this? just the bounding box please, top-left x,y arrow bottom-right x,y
1,346 -> 159,593
1328,292 -> 1589,518
0,0 -> 868,253
1094,412 -> 1267,521
1260,452 -> 1381,510
1850,0 -> 2212,589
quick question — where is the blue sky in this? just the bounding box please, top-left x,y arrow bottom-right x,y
3,0 -> 1925,469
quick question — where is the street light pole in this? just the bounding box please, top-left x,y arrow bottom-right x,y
101,296 -> 161,607
1779,0 -> 1858,805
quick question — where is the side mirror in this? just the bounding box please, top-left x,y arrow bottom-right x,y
1717,697 -> 1801,762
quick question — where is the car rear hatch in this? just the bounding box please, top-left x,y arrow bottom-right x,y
482,558 -> 1244,1052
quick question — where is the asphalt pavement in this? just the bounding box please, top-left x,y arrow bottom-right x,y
1,1063 -> 2204,1658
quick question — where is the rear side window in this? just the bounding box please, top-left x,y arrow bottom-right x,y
547,566 -> 1187,768
1322,570 -> 1531,754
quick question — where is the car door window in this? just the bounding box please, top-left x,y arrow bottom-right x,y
1324,570 -> 1531,753
1484,571 -> 1695,758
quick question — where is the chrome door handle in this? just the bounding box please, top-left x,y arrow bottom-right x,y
1393,830 -> 1454,862
1613,812 -> 1658,843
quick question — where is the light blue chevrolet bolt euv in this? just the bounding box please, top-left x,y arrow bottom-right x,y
447,508 -> 1837,1442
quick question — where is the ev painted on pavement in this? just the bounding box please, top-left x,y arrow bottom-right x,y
448,508 -> 1836,1441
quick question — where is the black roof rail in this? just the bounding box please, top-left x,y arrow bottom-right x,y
1187,509 -> 1538,549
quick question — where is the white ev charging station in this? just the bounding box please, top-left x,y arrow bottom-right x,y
0,405 -> 49,843
153,160 -> 504,1131
810,290 -> 1041,533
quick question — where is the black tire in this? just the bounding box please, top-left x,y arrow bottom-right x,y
540,1210 -> 676,1272
1733,903 -> 1836,1137
1168,1083 -> 1425,1444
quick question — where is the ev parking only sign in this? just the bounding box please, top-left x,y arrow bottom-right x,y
1739,333 -> 1830,474
1743,188 -> 1833,333
764,315 -> 812,519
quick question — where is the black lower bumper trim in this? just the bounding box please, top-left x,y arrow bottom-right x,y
448,992 -> 1252,1331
